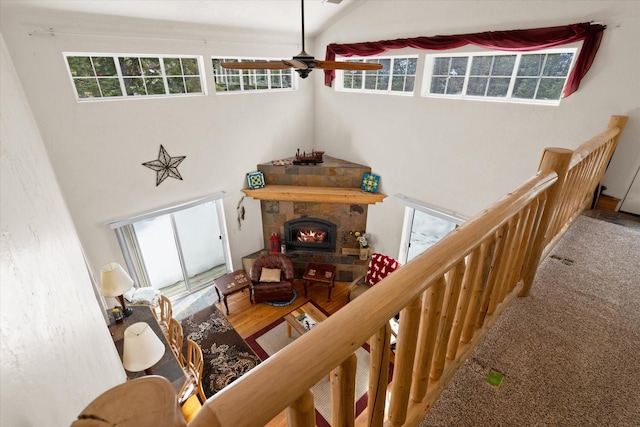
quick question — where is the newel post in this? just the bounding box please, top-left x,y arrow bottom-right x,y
519,148 -> 572,297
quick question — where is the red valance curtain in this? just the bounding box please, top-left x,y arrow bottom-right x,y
324,22 -> 605,97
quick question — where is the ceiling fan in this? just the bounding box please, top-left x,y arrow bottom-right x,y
220,0 -> 382,78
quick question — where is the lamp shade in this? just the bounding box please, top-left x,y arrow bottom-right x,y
123,322 -> 165,372
100,262 -> 134,297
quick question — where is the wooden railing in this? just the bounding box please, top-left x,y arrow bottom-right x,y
189,116 -> 627,427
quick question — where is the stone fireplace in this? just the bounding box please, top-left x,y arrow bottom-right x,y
242,155 -> 385,282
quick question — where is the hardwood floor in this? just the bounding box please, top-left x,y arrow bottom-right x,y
204,278 -> 352,427
216,278 -> 351,339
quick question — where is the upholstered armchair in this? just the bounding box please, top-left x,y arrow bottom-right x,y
348,253 -> 400,302
249,253 -> 295,304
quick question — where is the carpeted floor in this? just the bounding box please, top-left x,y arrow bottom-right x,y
181,304 -> 260,399
419,214 -> 640,426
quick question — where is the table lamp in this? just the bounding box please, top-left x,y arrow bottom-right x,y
100,262 -> 134,317
123,322 -> 165,374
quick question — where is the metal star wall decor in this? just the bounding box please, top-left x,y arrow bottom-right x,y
142,145 -> 186,186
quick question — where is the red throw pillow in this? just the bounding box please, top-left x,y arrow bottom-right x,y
365,253 -> 400,286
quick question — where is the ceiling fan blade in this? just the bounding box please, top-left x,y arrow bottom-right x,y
282,59 -> 309,70
220,61 -> 294,70
314,60 -> 384,71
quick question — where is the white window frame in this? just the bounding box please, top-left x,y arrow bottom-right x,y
64,53 -> 207,102
212,57 -> 297,93
336,55 -> 419,96
396,194 -> 467,264
422,47 -> 578,106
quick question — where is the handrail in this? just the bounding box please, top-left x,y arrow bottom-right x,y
189,116 -> 627,427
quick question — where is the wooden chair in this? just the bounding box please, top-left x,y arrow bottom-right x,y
178,338 -> 206,405
156,294 -> 172,337
168,317 -> 185,367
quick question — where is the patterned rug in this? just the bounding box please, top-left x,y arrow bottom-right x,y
245,305 -> 386,427
181,304 -> 260,399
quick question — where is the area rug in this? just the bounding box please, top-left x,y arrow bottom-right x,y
181,304 -> 260,399
245,303 -> 379,427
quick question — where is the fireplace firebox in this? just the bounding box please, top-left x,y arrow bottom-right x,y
284,218 -> 337,252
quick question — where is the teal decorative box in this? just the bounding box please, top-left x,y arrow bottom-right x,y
361,173 -> 380,193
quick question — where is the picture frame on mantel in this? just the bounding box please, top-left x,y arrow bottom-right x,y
361,173 -> 380,193
247,171 -> 265,189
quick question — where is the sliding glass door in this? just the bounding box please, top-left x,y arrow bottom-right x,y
111,194 -> 230,298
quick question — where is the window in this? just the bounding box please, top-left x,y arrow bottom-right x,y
108,193 -> 231,299
424,48 -> 576,104
396,194 -> 467,264
65,53 -> 205,101
338,56 -> 418,94
212,58 -> 295,93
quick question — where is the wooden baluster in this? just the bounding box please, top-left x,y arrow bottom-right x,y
286,390 -> 315,427
488,216 -> 518,315
461,239 -> 493,343
476,225 -> 507,327
367,324 -> 391,427
446,246 -> 481,360
331,353 -> 357,427
388,296 -> 422,426
410,277 -> 446,402
430,260 -> 466,382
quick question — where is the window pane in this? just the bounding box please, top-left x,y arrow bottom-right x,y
67,56 -> 94,77
164,58 -> 182,75
119,57 -> 142,76
470,56 -> 492,76
513,78 -> 537,98
492,55 -> 515,75
377,75 -> 389,89
407,58 -> 418,74
393,58 -> 408,74
282,73 -> 292,88
256,73 -> 269,90
167,77 -> 186,94
450,57 -> 468,76
433,57 -> 450,75
467,77 -> 488,96
431,76 -> 446,94
487,77 -> 510,97
93,57 -> 116,76
182,58 -> 199,75
543,53 -> 573,76
184,77 -> 202,93
124,77 -> 146,95
536,78 -> 564,100
243,74 -> 256,90
271,74 -> 282,88
227,76 -> 241,91
365,75 -> 377,90
391,76 -> 405,91
379,59 -> 391,74
406,210 -> 456,261
141,57 -> 161,76
146,77 -> 165,94
518,54 -> 543,76
446,76 -> 465,94
99,78 -> 123,97
404,76 -> 415,92
133,216 -> 183,289
74,78 -> 101,98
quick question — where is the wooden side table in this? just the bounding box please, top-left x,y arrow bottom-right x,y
214,270 -> 251,315
283,301 -> 328,338
302,263 -> 336,301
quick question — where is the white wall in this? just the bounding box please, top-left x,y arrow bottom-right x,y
0,6 -> 316,289
314,0 -> 640,257
0,34 -> 125,426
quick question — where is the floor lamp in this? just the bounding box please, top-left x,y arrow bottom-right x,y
100,262 -> 134,317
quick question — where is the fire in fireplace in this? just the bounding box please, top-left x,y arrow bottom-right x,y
284,218 -> 337,252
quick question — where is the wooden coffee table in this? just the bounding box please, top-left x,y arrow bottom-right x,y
283,301 -> 328,338
302,263 -> 336,301
213,270 -> 251,315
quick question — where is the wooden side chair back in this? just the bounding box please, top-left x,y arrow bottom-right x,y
168,317 -> 185,367
156,294 -> 172,337
180,338 -> 206,405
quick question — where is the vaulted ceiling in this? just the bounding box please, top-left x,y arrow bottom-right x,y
1,0 -> 364,37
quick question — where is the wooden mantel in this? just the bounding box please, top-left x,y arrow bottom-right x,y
242,185 -> 386,204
